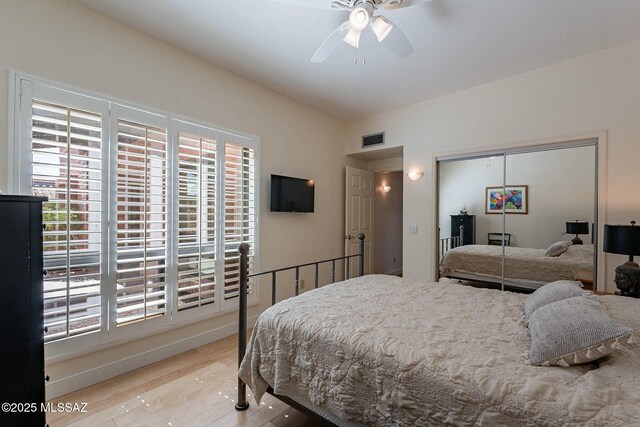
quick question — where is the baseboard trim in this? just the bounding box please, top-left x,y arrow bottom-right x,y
45,315 -> 258,399
385,268 -> 403,276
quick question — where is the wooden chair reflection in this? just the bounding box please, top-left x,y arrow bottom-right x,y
488,233 -> 511,246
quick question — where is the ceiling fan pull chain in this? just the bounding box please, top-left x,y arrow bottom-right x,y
362,46 -> 366,64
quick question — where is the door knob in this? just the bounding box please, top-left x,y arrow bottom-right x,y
346,235 -> 354,240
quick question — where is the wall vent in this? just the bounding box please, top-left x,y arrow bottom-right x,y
362,132 -> 385,148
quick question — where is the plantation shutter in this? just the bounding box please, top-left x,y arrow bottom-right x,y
115,119 -> 169,325
223,142 -> 256,300
176,132 -> 217,310
31,100 -> 104,341
17,77 -> 260,353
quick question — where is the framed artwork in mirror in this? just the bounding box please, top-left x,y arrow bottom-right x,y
485,185 -> 528,214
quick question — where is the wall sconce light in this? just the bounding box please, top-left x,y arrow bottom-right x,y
382,184 -> 391,193
407,170 -> 423,181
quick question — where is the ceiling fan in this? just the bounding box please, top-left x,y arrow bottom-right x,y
309,0 -> 432,63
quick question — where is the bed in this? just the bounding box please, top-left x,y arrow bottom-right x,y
440,243 -> 594,289
238,274 -> 640,426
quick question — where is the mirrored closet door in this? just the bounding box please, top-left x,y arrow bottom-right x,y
437,141 -> 598,292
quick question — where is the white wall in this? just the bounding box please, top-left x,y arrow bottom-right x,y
0,0 -> 347,397
374,171 -> 403,274
368,156 -> 403,172
439,147 -> 595,249
346,39 -> 640,292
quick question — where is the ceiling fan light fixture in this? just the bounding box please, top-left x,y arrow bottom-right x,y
349,7 -> 370,31
309,0 -> 418,63
343,27 -> 362,48
371,16 -> 393,42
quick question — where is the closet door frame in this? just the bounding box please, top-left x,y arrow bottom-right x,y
433,132 -> 607,292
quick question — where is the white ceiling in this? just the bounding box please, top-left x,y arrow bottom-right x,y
75,0 -> 640,122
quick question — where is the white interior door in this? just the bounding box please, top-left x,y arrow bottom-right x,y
345,166 -> 374,277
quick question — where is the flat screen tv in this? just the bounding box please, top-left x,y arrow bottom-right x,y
270,174 -> 315,213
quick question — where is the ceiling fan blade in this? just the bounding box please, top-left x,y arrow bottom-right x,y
268,0 -> 342,9
311,21 -> 350,63
379,21 -> 414,58
382,0 -> 432,11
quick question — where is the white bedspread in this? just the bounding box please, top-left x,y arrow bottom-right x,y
440,244 -> 593,286
239,275 -> 640,426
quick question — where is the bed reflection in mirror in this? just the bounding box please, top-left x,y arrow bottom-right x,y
438,144 -> 597,292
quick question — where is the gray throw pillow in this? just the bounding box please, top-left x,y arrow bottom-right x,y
524,280 -> 585,321
528,295 -> 633,366
544,240 -> 571,257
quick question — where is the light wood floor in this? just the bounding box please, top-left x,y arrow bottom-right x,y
47,332 -> 322,427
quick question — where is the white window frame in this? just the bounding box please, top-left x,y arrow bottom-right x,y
9,72 -> 260,360
219,132 -> 260,313
109,104 -> 174,341
171,120 -> 224,324
17,80 -> 111,356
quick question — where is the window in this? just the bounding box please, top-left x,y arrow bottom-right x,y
176,132 -> 217,311
223,142 -> 256,305
14,77 -> 259,355
116,119 -> 169,325
31,100 -> 104,342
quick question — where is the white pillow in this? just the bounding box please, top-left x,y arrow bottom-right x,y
544,240 -> 572,257
524,280 -> 585,321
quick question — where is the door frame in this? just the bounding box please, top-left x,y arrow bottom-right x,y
371,168 -> 404,276
432,131 -> 608,292
345,149 -> 404,276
